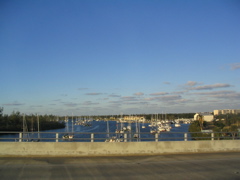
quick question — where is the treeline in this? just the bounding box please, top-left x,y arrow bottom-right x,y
189,114 -> 240,140
0,108 -> 65,131
215,114 -> 240,127
94,113 -> 195,120
144,113 -> 195,120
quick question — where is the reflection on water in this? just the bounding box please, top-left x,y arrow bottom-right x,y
0,120 -> 191,142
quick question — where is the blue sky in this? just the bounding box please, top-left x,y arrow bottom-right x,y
1,0 -> 240,116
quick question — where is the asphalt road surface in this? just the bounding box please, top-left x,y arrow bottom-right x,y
0,152 -> 240,180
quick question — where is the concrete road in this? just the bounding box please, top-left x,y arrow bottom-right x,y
0,152 -> 240,180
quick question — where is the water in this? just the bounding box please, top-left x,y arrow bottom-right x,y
0,120 -> 191,142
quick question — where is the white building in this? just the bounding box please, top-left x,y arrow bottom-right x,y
194,112 -> 214,122
123,116 -> 146,122
213,109 -> 240,116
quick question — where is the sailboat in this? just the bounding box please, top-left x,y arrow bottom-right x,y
127,122 -> 131,131
174,119 -> 181,127
150,127 -> 158,134
142,122 -> 146,129
115,121 -> 121,133
22,114 -> 30,142
62,115 -> 74,140
31,114 -> 40,142
133,120 -> 140,140
105,121 -> 118,142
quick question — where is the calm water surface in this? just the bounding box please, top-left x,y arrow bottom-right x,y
0,120 -> 191,142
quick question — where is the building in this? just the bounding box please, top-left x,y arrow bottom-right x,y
213,109 -> 240,116
121,116 -> 146,122
194,112 -> 214,122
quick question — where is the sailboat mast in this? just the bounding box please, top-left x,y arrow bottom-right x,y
72,113 -> 74,134
107,121 -> 110,138
138,120 -> 141,141
37,114 -> 40,139
22,114 -> 29,141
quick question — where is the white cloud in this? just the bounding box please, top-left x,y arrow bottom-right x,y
134,92 -> 144,96
158,95 -> 182,101
150,92 -> 168,96
230,63 -> 240,70
195,90 -> 240,100
185,81 -> 198,86
121,96 -> 138,101
108,94 -> 121,97
63,102 -> 78,107
82,101 -> 99,105
144,97 -> 154,101
145,95 -> 182,102
30,105 -> 43,108
78,88 -> 89,90
172,91 -> 186,94
85,93 -> 102,95
3,102 -> 25,106
109,100 -> 122,104
188,83 -> 231,90
175,99 -> 190,103
193,90 -> 235,95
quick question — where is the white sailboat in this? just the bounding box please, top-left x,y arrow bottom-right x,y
174,119 -> 181,127
31,114 -> 40,142
175,123 -> 181,127
105,121 -> 119,142
37,115 -> 40,140
22,114 -> 30,142
127,122 -> 132,131
134,120 -> 140,141
142,122 -> 146,129
62,115 -> 74,140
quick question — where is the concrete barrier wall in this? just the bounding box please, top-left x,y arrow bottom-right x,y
0,140 -> 240,157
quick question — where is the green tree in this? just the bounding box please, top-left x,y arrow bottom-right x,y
213,120 -> 225,129
229,125 -> 238,139
0,110 -> 65,131
0,107 -> 3,116
213,126 -> 222,140
188,121 -> 201,140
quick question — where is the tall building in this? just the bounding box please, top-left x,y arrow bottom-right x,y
213,109 -> 240,116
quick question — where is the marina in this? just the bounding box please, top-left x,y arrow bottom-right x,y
0,119 -> 191,142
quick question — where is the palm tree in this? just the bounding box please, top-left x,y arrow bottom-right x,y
197,114 -> 204,131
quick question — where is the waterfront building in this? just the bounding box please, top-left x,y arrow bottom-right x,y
194,112 -> 214,122
122,116 -> 146,122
